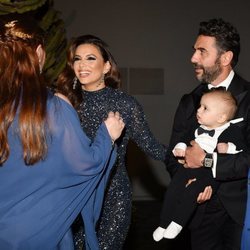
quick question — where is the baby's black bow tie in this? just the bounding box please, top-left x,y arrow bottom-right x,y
197,127 -> 215,137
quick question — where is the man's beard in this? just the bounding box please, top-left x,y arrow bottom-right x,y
193,57 -> 222,83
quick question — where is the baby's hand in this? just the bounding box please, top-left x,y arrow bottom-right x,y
173,148 -> 185,157
217,142 -> 228,153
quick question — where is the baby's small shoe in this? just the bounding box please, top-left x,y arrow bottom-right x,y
153,226 -> 165,242
163,221 -> 183,239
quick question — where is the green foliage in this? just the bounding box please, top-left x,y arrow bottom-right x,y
0,0 -> 68,84
0,0 -> 47,15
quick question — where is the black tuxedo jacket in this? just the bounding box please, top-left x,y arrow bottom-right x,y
166,74 -> 250,226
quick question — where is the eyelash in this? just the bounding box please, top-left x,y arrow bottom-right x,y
73,57 -> 80,62
73,56 -> 96,63
87,56 -> 96,60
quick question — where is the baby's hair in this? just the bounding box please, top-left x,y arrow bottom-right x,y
205,87 -> 237,120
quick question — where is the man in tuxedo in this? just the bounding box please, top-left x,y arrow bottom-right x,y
166,18 -> 250,249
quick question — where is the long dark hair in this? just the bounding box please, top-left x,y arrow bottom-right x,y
56,34 -> 121,108
0,16 -> 48,165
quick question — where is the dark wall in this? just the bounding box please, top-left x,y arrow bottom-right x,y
54,0 -> 250,200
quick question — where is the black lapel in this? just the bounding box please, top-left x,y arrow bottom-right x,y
227,74 -> 249,105
192,83 -> 208,110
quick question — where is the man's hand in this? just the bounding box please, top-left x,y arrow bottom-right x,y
197,186 -> 212,203
184,141 -> 206,168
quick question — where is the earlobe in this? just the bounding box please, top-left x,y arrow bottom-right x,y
36,44 -> 46,72
104,61 -> 111,74
218,113 -> 227,124
221,51 -> 233,66
36,44 -> 43,59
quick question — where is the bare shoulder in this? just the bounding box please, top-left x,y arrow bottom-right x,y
55,93 -> 72,106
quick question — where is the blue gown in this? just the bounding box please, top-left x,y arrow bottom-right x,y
241,170 -> 250,250
0,94 -> 116,250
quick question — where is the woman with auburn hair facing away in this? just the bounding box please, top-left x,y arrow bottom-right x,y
57,34 -> 167,249
0,17 -> 124,250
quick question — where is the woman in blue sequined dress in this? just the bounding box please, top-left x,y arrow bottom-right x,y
57,35 -> 167,249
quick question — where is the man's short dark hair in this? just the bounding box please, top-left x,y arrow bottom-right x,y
198,18 -> 240,68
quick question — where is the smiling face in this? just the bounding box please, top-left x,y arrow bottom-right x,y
73,44 -> 110,91
191,35 -> 224,85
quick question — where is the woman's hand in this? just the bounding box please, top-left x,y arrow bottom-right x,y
104,112 -> 125,143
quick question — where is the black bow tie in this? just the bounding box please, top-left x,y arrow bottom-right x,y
197,127 -> 215,137
209,86 -> 226,91
201,85 -> 226,95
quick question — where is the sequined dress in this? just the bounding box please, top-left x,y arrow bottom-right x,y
76,87 -> 167,250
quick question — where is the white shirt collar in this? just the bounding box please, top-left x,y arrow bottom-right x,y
208,70 -> 234,90
199,117 -> 243,137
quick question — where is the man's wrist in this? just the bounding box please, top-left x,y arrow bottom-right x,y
202,153 -> 213,168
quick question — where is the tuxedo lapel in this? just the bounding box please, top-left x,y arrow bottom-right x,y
236,91 -> 248,106
192,83 -> 208,110
228,74 -> 249,94
228,74 -> 249,106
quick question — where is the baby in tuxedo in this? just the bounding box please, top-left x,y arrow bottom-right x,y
153,88 -> 246,241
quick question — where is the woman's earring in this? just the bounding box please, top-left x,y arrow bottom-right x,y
39,60 -> 42,74
73,77 -> 78,90
101,74 -> 105,83
97,74 -> 105,87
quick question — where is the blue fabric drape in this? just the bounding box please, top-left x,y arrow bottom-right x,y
241,171 -> 250,250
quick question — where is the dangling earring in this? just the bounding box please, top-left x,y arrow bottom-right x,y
38,60 -> 42,74
96,74 -> 105,88
73,77 -> 78,89
101,74 -> 105,83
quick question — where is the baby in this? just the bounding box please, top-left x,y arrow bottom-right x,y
153,88 -> 245,241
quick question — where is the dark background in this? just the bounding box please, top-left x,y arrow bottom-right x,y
54,0 -> 250,200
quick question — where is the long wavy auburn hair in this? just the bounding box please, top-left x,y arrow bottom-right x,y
0,17 -> 48,165
56,34 -> 121,109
